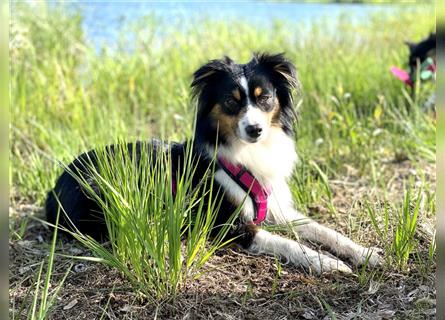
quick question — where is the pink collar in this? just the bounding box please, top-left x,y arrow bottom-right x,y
218,156 -> 272,225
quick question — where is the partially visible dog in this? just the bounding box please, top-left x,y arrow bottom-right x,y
405,32 -> 436,79
406,32 -> 436,112
392,33 -> 436,112
46,53 -> 381,274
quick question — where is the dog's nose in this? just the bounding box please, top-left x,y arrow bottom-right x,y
245,124 -> 263,139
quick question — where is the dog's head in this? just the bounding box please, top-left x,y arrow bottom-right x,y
405,32 -> 436,75
191,53 -> 299,147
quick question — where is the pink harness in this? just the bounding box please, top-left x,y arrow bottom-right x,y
171,157 -> 272,225
218,157 -> 272,225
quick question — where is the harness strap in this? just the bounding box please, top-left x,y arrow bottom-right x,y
218,156 -> 272,225
170,157 -> 272,225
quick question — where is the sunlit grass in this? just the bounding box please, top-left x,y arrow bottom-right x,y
9,1 -> 436,313
366,187 -> 432,271
10,3 -> 435,203
46,141 -> 238,299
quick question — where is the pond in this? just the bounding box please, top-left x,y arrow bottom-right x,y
72,1 -> 411,48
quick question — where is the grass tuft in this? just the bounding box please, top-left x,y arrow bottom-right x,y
49,141 -> 237,299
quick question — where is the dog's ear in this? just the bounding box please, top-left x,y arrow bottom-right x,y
191,57 -> 234,117
254,53 -> 299,136
191,57 -> 233,93
405,41 -> 416,52
254,52 -> 299,91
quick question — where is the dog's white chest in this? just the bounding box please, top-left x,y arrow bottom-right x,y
214,128 -> 297,222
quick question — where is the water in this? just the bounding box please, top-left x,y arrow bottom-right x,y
73,1 -> 400,49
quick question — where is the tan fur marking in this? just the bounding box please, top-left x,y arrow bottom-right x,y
254,87 -> 262,98
232,89 -> 241,101
270,97 -> 281,128
210,104 -> 241,139
194,70 -> 216,82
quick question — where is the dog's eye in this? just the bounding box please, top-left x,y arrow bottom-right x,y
224,97 -> 239,113
225,97 -> 239,106
257,94 -> 272,104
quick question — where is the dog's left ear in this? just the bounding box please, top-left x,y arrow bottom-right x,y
255,53 -> 300,136
254,53 -> 299,92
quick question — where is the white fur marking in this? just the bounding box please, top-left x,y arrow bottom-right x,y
238,106 -> 269,142
239,76 -> 249,97
241,106 -> 267,126
214,169 -> 255,222
267,203 -> 383,268
249,230 -> 352,274
219,127 -> 297,185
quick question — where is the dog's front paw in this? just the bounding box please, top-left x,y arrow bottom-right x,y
352,247 -> 383,268
308,255 -> 352,274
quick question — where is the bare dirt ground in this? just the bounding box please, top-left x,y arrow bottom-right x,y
9,161 -> 436,320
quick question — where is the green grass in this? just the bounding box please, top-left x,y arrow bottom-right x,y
12,208 -> 72,320
10,3 -> 435,203
10,1 -> 436,317
366,187 -> 431,270
48,141 -> 237,300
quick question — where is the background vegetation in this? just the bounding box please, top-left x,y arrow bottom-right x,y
10,2 -> 436,319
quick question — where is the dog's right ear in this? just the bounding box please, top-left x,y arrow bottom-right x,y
191,57 -> 233,118
191,56 -> 233,94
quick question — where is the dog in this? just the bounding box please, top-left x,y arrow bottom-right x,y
405,32 -> 436,79
391,32 -> 436,87
406,32 -> 436,112
46,53 -> 381,274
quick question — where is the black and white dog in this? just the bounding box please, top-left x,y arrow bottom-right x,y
46,53 -> 381,274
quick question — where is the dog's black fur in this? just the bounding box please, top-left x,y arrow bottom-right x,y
46,53 -> 383,273
45,53 -> 297,248
406,32 -> 436,77
45,141 -> 196,240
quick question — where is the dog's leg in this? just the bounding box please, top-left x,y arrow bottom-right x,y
268,185 -> 382,268
246,227 -> 352,274
296,214 -> 381,267
279,209 -> 381,267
